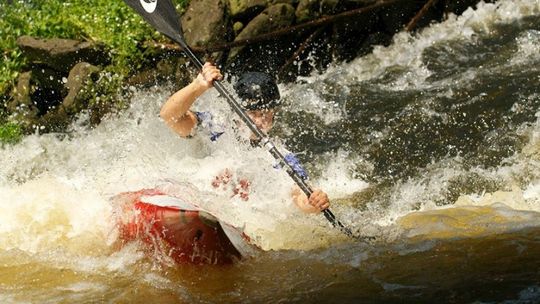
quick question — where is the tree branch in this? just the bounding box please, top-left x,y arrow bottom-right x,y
406,0 -> 439,32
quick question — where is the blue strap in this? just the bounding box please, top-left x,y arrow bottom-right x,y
195,111 -> 224,141
274,153 -> 309,180
210,131 -> 224,141
194,111 -> 210,126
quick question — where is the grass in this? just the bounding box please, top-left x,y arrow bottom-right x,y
0,121 -> 23,145
0,0 -> 189,97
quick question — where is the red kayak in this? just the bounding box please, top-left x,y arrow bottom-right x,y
113,189 -> 256,265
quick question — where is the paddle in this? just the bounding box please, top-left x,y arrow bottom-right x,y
123,0 -> 357,239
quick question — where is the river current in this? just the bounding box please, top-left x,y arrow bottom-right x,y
1,0 -> 540,303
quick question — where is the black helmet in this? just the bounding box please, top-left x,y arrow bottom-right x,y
233,72 -> 280,110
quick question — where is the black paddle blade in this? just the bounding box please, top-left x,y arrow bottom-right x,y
123,0 -> 185,47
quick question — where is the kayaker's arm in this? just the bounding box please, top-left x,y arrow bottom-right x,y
160,62 -> 223,137
292,187 -> 330,214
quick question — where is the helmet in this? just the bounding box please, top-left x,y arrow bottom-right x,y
233,72 -> 280,110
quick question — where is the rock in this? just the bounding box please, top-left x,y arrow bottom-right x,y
238,3 -> 296,37
181,0 -> 229,48
233,21 -> 245,35
62,62 -> 101,115
295,0 -> 320,23
7,67 -> 70,129
295,0 -> 340,23
9,73 -> 31,111
37,106 -> 70,133
8,72 -> 39,128
157,57 -> 193,87
126,57 -> 191,89
228,0 -> 269,20
321,0 -> 340,13
229,3 -> 296,60
16,36 -> 108,73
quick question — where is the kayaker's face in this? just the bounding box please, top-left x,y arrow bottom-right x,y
247,109 -> 274,136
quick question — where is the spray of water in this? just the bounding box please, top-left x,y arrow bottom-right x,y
0,1 -> 538,286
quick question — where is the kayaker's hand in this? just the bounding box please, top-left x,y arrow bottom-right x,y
308,189 -> 330,211
292,187 -> 330,213
196,62 -> 223,90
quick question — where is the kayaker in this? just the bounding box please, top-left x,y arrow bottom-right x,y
160,62 -> 330,213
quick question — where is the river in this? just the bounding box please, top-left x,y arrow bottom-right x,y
1,0 -> 540,303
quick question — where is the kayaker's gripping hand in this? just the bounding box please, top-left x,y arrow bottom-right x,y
292,187 -> 330,214
196,62 -> 223,90
309,189 -> 330,211
160,62 -> 222,138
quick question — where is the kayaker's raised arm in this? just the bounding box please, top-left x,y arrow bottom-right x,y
160,62 -> 223,137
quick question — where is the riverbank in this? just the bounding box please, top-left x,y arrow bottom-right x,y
1,0 -> 489,141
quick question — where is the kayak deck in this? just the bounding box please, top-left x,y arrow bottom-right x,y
114,189 -> 243,265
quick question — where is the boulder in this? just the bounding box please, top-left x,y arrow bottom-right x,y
228,0 -> 269,20
295,0 -> 341,23
37,106 -> 70,132
229,3 -> 296,60
181,0 -> 229,48
16,36 -> 108,73
126,57 -> 191,89
295,0 -> 320,23
321,0 -> 340,13
8,72 -> 34,113
7,72 -> 39,128
62,62 -> 101,115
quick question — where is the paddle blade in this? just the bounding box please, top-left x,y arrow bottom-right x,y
123,0 -> 185,46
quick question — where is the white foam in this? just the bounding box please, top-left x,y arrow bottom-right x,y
0,0 -> 539,259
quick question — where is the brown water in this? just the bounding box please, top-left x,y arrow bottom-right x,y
2,223 -> 538,303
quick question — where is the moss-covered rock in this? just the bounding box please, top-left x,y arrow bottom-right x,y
16,36 -> 108,74
126,57 -> 191,89
229,3 -> 296,59
7,72 -> 39,129
181,0 -> 229,48
62,62 -> 101,115
228,0 -> 269,19
295,0 -> 340,23
295,0 -> 320,23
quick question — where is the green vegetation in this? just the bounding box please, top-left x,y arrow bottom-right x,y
0,0 -> 189,95
0,121 -> 23,145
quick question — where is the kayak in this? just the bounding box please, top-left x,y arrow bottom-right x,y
112,188 -> 256,265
